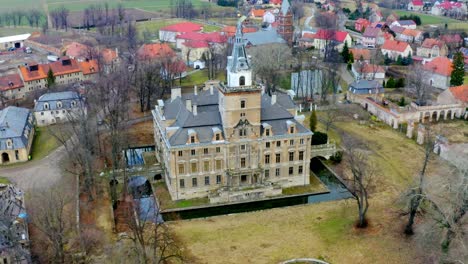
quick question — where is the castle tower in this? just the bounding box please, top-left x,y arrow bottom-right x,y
218,20 -> 262,141
277,0 -> 293,45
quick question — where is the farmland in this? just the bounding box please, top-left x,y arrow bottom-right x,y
392,10 -> 460,25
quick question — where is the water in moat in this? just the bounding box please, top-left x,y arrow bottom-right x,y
161,158 -> 353,221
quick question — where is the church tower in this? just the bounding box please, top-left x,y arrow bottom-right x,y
277,0 -> 293,45
218,19 -> 262,141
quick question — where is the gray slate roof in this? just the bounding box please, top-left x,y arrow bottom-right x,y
0,106 -> 33,150
162,88 -> 299,146
348,80 -> 384,94
34,91 -> 84,112
397,20 -> 416,26
244,30 -> 286,46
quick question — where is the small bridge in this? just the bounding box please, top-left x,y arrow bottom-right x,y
310,143 -> 337,159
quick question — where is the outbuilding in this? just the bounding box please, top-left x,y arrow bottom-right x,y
0,34 -> 31,51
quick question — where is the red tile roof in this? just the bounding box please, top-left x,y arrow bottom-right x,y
222,26 -> 257,37
313,29 -> 349,42
401,28 -> 422,37
363,27 -> 381,37
183,41 -> 209,48
423,56 -> 453,76
137,43 -> 175,60
0,73 -> 24,91
65,42 -> 90,59
251,8 -> 265,17
160,22 -> 202,33
421,38 -> 445,49
440,34 -> 462,44
350,48 -> 371,61
448,85 -> 468,102
382,40 -> 410,52
20,57 -> 81,82
79,59 -> 99,75
357,63 -> 385,74
176,32 -> 227,43
411,0 -> 424,6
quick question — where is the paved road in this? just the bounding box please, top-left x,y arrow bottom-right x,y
0,145 -> 66,190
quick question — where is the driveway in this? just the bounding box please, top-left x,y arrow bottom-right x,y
0,144 -> 66,190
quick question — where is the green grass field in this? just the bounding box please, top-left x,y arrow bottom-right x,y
0,176 -> 11,184
31,125 -> 65,161
393,10 -> 459,25
0,0 -> 220,12
181,69 -> 226,87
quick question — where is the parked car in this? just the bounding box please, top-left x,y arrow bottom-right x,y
7,47 -> 15,51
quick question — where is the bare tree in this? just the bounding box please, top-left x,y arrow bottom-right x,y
343,136 -> 375,228
404,125 -> 435,235
406,64 -> 431,106
250,43 -> 292,94
135,61 -> 164,112
29,184 -> 72,263
323,108 -> 338,132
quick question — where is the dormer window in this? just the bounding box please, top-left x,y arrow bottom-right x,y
6,139 -> 12,148
266,129 -> 270,136
57,101 -> 62,108
286,120 -> 295,134
289,126 -> 295,134
215,133 -> 220,141
44,103 -> 49,110
190,136 -> 195,143
239,76 -> 245,86
188,129 -> 197,144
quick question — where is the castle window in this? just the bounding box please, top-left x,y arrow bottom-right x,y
240,144 -> 246,151
6,139 -> 12,148
289,167 -> 294,175
300,138 -> 304,145
299,151 -> 304,161
216,160 -> 222,170
178,151 -> 183,157
216,147 -> 221,153
190,136 -> 195,143
44,103 -> 49,110
204,148 -> 209,154
191,163 -> 197,173
241,157 -> 246,168
276,154 -> 281,163
178,164 -> 185,174
289,139 -> 294,146
216,175 -> 221,184
275,168 -> 280,177
265,169 -> 270,178
266,142 -> 270,148
239,76 -> 245,86
192,178 -> 198,187
204,176 -> 210,186
265,129 -> 270,136
276,141 -> 281,147
289,126 -> 295,134
265,155 -> 270,164
240,100 -> 246,109
203,161 -> 210,172
239,128 -> 246,137
180,179 -> 185,188
191,149 -> 196,156
298,166 -> 303,174
57,101 -> 62,108
215,133 -> 220,141
289,152 -> 294,161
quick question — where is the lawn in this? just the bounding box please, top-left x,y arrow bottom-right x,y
171,105 -> 455,263
282,173 -> 327,195
0,176 -> 11,184
393,10 -> 459,25
31,125 -> 65,161
153,182 -> 210,210
180,69 -> 226,88
464,75 -> 468,85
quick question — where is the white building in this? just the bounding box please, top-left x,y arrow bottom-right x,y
34,91 -> 86,126
0,34 -> 30,51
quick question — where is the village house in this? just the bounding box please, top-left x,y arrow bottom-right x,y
355,18 -> 371,32
431,1 -> 467,16
159,22 -> 203,43
64,42 -> 92,61
416,38 -> 448,61
350,48 -> 371,62
369,10 -> 383,23
423,56 -> 453,89
175,32 -> 227,50
362,27 -> 385,47
137,43 -> 175,61
0,74 -> 25,105
408,0 -> 424,11
347,80 -> 384,98
308,29 -> 352,53
17,57 -> 99,96
381,39 -> 413,60
437,85 -> 468,108
391,20 -> 417,29
0,106 -> 34,164
152,23 -> 312,202
440,34 -> 463,51
34,91 -> 86,126
396,28 -> 423,43
101,48 -> 120,74
352,63 -> 386,81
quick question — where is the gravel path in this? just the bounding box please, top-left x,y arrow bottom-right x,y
0,145 -> 66,190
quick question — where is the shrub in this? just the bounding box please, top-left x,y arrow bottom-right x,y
312,131 -> 328,145
330,150 -> 343,163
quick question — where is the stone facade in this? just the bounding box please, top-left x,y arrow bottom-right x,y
152,22 -> 312,201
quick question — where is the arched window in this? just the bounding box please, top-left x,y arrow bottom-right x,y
239,76 -> 245,86
44,103 -> 49,110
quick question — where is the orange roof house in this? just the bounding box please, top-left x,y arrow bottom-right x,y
350,48 -> 371,61
448,85 -> 468,103
0,73 -> 24,92
423,56 -> 453,76
79,59 -> 99,76
65,42 -> 92,60
137,43 -> 175,60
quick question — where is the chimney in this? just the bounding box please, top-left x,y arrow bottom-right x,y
271,94 -> 277,105
194,85 -> 198,96
193,104 -> 198,116
186,99 -> 192,111
210,84 -> 214,95
171,87 -> 181,101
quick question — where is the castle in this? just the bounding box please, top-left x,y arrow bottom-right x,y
152,22 -> 312,202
